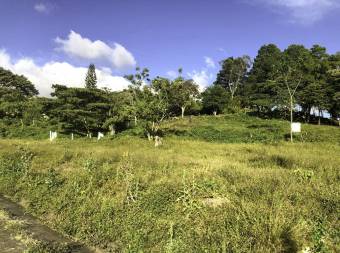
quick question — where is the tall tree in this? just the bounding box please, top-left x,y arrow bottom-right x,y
246,44 -> 282,114
278,45 -> 314,141
327,52 -> 340,123
103,90 -> 133,135
298,45 -> 330,123
202,85 -> 230,115
0,67 -> 38,120
170,75 -> 199,118
215,55 -> 251,100
85,64 -> 97,89
124,67 -> 150,125
51,84 -> 110,136
0,67 -> 38,98
137,84 -> 169,140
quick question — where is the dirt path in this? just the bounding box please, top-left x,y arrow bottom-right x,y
0,195 -> 95,253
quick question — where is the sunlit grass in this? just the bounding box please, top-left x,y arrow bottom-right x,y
0,115 -> 339,252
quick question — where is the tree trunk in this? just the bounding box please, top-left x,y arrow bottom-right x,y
181,107 -> 185,118
134,116 -> 137,126
213,111 -> 217,116
154,136 -> 162,147
318,109 -> 321,125
290,96 -> 293,143
152,121 -> 155,132
306,107 -> 311,123
110,124 -> 115,135
147,132 -> 152,141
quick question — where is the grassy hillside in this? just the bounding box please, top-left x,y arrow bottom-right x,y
2,114 -> 340,144
163,114 -> 340,144
0,114 -> 339,252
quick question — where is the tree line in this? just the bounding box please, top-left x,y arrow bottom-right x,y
0,44 -> 339,138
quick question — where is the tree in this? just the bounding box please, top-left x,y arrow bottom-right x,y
124,67 -> 150,125
327,53 -> 340,123
22,98 -> 44,125
0,67 -> 38,97
215,55 -> 251,100
137,85 -> 169,140
51,84 -> 110,136
278,45 -> 314,141
202,85 -> 230,115
246,44 -> 282,114
0,67 -> 38,121
103,90 -> 132,135
298,45 -> 330,124
170,76 -> 199,118
85,64 -> 97,89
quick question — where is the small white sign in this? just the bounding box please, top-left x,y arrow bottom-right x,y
49,131 -> 57,141
98,132 -> 104,140
291,123 -> 301,133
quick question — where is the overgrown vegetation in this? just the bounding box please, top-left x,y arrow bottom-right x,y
0,124 -> 339,252
1,41 -> 339,252
1,44 -> 340,140
163,115 -> 340,144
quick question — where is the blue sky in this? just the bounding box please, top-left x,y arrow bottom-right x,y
0,0 -> 339,96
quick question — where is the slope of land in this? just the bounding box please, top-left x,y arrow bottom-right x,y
162,114 -> 340,144
0,114 -> 339,252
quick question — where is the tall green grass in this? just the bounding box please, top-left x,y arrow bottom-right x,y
0,136 -> 339,252
1,114 -> 340,144
163,114 -> 340,144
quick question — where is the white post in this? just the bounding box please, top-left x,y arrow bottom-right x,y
71,133 -> 74,140
98,132 -> 104,140
50,131 -> 57,141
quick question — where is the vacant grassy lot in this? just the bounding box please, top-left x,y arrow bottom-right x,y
0,116 -> 339,252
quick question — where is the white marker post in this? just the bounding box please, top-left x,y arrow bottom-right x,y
291,122 -> 301,142
291,123 -> 301,133
98,132 -> 104,140
49,131 -> 57,141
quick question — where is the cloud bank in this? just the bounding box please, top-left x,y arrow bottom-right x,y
166,70 -> 178,79
34,2 -> 54,14
188,70 -> 213,91
55,31 -> 136,70
256,0 -> 340,24
205,57 -> 216,68
0,49 -> 131,97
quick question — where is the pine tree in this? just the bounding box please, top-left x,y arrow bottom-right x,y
85,64 -> 97,89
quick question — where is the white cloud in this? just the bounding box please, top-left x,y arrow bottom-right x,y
187,70 -> 213,91
34,3 -> 53,14
0,49 -> 131,97
256,0 -> 340,24
166,70 -> 178,79
205,57 -> 216,68
55,30 -> 136,70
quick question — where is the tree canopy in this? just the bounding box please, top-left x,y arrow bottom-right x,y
85,64 -> 97,89
1,44 -> 340,139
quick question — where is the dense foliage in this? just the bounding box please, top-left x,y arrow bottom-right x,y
0,44 -> 339,139
0,44 -> 339,252
85,63 -> 97,89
